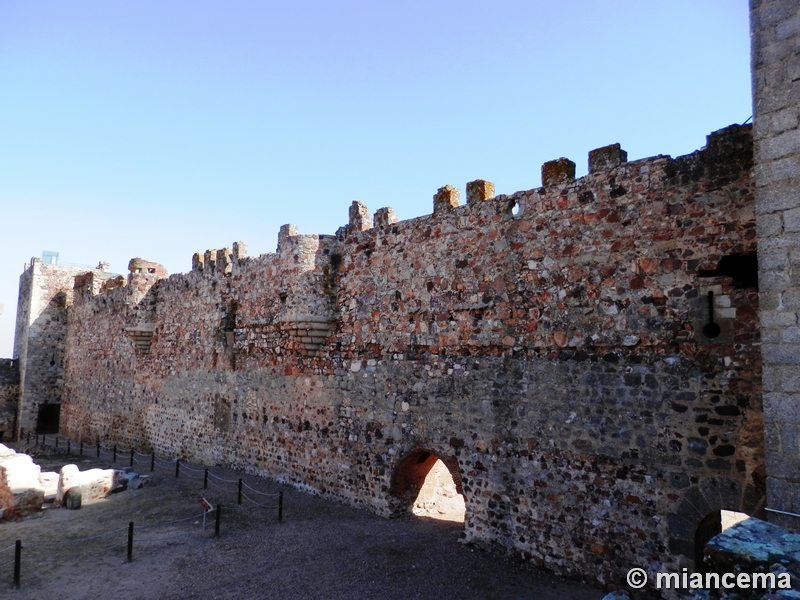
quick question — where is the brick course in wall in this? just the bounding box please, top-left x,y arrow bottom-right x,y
59,124 -> 764,589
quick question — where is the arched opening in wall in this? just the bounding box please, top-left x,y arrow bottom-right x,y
694,509 -> 750,572
390,449 -> 466,523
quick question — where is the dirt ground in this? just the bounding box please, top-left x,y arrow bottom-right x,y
0,442 -> 601,600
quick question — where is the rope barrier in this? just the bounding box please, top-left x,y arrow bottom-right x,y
44,525 -> 130,546
131,531 -> 204,544
240,491 -> 280,508
205,478 -> 231,492
207,471 -> 240,483
37,436 -> 281,521
177,463 -> 204,473
0,558 -> 14,569
0,543 -> 16,554
136,512 -> 205,530
241,481 -> 280,497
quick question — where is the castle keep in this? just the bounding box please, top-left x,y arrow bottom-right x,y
2,0 -> 799,593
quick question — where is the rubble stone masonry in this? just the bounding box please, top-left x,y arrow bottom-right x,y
13,259 -> 116,437
0,360 -> 18,441
60,124 -> 763,588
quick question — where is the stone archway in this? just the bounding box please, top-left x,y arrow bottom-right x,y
389,448 -> 465,522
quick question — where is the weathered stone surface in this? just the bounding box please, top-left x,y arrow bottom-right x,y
12,258 -> 118,438
54,124 -> 763,591
541,157 -> 575,186
38,471 -> 59,501
64,485 -> 82,509
0,446 -> 45,518
0,360 -> 18,440
56,463 -> 117,505
752,0 -> 800,531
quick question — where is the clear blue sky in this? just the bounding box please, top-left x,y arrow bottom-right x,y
0,1 -> 751,356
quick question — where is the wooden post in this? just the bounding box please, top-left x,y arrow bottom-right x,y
127,522 -> 134,563
13,539 -> 21,588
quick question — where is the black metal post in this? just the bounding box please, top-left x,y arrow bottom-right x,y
13,539 -> 21,588
238,479 -> 242,505
127,522 -> 134,563
175,460 -> 180,478
26,432 -> 30,444
55,436 -> 59,448
113,445 -> 117,462
67,440 -> 70,454
130,448 -> 134,468
278,491 -> 283,523
215,504 -> 222,536
151,452 -> 155,472
35,434 -> 38,446
96,441 -> 100,458
204,468 -> 208,489
80,441 -> 84,455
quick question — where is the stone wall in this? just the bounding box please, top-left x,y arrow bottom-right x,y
0,360 -> 18,441
13,259 -> 116,437
60,125 -> 763,589
751,0 -> 800,531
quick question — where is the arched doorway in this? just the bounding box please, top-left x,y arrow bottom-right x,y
390,449 -> 465,523
695,509 -> 750,571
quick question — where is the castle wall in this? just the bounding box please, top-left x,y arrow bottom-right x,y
751,0 -> 800,531
13,259 -> 114,437
60,125 -> 763,588
0,359 -> 19,441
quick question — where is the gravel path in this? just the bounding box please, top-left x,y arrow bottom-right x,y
0,444 -> 602,599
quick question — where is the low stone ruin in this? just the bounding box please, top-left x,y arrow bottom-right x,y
0,444 -> 57,519
0,444 -> 148,519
